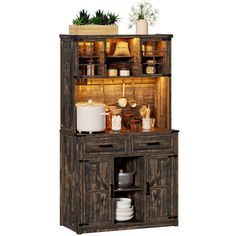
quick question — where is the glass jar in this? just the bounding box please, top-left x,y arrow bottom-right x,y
120,68 -> 130,76
145,60 -> 156,74
105,106 -> 117,130
111,109 -> 122,131
145,43 -> 153,56
108,68 -> 118,77
85,42 -> 94,55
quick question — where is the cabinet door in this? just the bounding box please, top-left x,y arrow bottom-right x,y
80,159 -> 113,226
146,156 -> 177,221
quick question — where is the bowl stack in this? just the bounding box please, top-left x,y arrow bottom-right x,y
115,198 -> 134,221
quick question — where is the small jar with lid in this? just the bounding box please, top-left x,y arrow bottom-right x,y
106,106 -> 117,130
119,68 -> 130,76
145,60 -> 156,74
87,60 -> 95,76
111,109 -> 122,131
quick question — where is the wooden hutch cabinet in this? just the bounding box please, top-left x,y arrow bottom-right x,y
60,34 -> 179,234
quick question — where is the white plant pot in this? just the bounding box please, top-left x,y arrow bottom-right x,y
136,20 -> 148,34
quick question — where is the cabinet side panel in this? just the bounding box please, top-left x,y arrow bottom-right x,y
61,39 -> 76,132
60,133 -> 79,231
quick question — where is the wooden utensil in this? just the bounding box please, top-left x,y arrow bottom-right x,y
118,83 -> 127,107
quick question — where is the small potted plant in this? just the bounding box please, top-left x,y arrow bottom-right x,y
128,1 -> 158,34
69,10 -> 120,35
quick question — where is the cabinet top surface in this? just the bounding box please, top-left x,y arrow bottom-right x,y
59,34 -> 173,39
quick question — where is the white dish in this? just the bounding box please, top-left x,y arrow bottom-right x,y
116,211 -> 134,217
116,206 -> 134,212
114,198 -> 132,203
116,214 -> 134,222
115,204 -> 131,208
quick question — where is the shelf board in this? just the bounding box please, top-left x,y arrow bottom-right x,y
114,186 -> 143,192
142,62 -> 163,65
142,55 -> 163,58
79,55 -> 101,59
107,56 -> 133,59
114,218 -> 143,225
74,74 -> 171,80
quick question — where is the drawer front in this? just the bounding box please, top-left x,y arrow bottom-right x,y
81,136 -> 127,157
132,134 -> 173,153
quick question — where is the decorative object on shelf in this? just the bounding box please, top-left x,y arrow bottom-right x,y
145,60 -> 156,74
119,68 -> 130,76
113,41 -> 131,56
118,83 -> 127,107
70,10 -> 120,35
142,118 -> 151,130
86,63 -> 95,76
76,99 -> 106,134
117,169 -> 135,188
128,1 -> 158,34
115,198 -> 134,222
108,68 -> 118,77
145,43 -> 153,55
106,106 -> 117,130
130,81 -> 137,108
130,119 -> 142,131
111,109 -> 122,131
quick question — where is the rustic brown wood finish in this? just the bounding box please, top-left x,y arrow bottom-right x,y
60,34 -> 178,234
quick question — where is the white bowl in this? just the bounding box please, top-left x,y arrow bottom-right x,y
116,211 -> 134,217
116,214 -> 134,222
114,198 -> 132,203
116,206 -> 134,213
115,203 -> 131,208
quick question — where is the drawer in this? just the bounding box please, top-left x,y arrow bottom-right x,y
80,136 -> 128,157
132,134 -> 173,153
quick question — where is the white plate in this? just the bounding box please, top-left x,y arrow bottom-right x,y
116,206 -> 134,212
115,204 -> 131,208
116,214 -> 134,222
116,211 -> 134,217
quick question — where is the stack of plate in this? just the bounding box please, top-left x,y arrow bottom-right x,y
115,198 -> 134,221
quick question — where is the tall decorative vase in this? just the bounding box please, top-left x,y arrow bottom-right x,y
136,19 -> 148,34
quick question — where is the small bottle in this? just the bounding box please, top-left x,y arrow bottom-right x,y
111,109 -> 122,131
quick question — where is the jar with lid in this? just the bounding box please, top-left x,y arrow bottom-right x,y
106,106 -> 117,130
119,68 -> 130,76
145,60 -> 156,74
87,60 -> 95,76
111,109 -> 122,131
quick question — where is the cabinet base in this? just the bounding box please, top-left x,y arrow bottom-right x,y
61,220 -> 178,234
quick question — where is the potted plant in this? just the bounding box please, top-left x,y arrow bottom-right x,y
128,1 -> 158,34
69,10 -> 120,35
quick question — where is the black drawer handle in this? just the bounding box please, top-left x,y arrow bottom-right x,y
99,144 -> 113,148
146,142 -> 160,146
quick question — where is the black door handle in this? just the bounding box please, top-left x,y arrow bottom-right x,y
146,182 -> 150,195
110,184 -> 114,198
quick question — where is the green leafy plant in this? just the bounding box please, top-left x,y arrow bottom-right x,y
107,12 -> 120,25
89,10 -> 109,25
73,10 -> 90,25
72,10 -> 120,25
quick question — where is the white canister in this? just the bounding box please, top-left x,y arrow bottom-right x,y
142,118 -> 151,130
119,68 -> 130,76
76,100 -> 106,134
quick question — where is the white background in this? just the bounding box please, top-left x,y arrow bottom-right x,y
0,0 -> 236,235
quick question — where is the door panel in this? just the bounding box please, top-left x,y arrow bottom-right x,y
146,156 -> 176,220
81,160 -> 113,225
